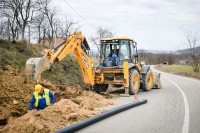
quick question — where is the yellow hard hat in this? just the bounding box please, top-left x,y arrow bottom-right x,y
35,84 -> 43,93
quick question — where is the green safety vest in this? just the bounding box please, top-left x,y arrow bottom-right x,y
34,88 -> 50,107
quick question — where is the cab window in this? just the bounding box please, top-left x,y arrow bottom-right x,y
120,40 -> 130,60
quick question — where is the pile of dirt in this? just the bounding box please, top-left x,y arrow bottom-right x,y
1,99 -> 100,133
0,40 -> 90,128
62,86 -> 113,110
0,66 -> 36,128
1,91 -> 113,133
0,66 -> 113,130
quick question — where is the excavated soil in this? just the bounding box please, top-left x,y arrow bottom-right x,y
1,98 -> 111,133
0,66 -> 114,133
0,66 -> 36,128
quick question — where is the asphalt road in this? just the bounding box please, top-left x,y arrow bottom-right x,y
77,69 -> 200,133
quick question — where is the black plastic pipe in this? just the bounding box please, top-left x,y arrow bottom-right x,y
55,99 -> 147,133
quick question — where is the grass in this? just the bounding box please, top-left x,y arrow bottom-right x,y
0,39 -> 46,69
162,65 -> 194,74
0,39 -> 84,86
42,55 -> 84,86
156,64 -> 200,79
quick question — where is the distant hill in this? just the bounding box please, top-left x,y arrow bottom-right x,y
138,46 -> 200,54
138,49 -> 176,54
176,46 -> 200,54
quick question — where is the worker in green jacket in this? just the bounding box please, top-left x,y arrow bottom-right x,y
29,84 -> 55,110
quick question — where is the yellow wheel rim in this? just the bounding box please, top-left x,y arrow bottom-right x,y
133,74 -> 139,89
147,73 -> 153,87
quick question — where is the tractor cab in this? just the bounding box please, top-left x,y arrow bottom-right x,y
99,38 -> 138,67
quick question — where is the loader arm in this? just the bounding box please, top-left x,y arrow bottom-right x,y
25,31 -> 94,86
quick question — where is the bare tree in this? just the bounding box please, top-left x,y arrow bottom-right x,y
0,0 -> 37,40
183,28 -> 200,73
0,0 -> 80,44
62,18 -> 80,37
0,0 -> 18,41
37,0 -> 58,45
16,0 -> 37,39
33,13 -> 45,44
90,26 -> 115,52
139,49 -> 148,61
53,18 -> 62,38
0,16 -> 7,39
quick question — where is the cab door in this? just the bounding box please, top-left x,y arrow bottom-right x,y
119,40 -> 131,64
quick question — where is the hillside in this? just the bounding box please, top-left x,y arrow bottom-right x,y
0,40 -> 113,132
176,46 -> 200,54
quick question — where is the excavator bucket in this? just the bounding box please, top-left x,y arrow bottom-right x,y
25,57 -> 50,82
152,72 -> 162,89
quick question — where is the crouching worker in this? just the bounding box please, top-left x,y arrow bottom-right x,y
29,84 -> 55,111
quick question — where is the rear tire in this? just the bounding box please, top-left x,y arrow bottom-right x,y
93,84 -> 108,93
141,69 -> 153,91
129,69 -> 140,95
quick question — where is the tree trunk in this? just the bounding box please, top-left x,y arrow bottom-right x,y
12,32 -> 15,42
28,25 -> 30,42
38,25 -> 40,44
43,28 -> 46,45
7,18 -> 10,41
21,26 -> 25,40
16,28 -> 19,40
51,28 -> 54,46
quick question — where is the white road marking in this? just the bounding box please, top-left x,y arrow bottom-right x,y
163,76 -> 189,133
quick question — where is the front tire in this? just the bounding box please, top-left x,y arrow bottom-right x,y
129,69 -> 140,95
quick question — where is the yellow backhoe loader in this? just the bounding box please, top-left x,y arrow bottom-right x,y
25,31 -> 161,95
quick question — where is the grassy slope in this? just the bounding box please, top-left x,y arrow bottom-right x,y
156,64 -> 200,79
162,65 -> 194,73
0,39 -> 84,86
0,40 -> 43,69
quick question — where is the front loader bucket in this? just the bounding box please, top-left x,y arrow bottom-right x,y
152,72 -> 162,89
25,57 -> 50,82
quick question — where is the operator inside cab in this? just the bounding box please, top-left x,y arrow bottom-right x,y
106,45 -> 119,66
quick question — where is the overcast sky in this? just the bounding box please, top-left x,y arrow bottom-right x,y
53,0 -> 200,51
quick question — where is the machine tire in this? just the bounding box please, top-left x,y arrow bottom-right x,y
93,84 -> 108,93
141,69 -> 153,91
129,69 -> 140,95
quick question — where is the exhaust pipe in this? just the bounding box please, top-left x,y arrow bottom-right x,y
56,99 -> 147,133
